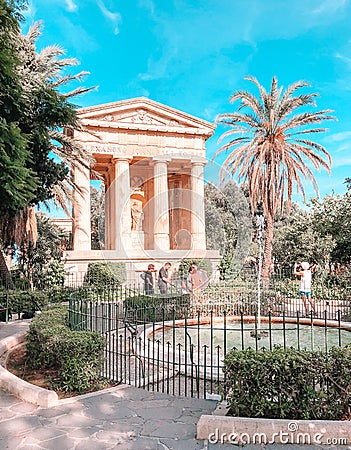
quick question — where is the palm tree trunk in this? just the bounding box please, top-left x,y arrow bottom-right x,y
262,213 -> 274,283
0,249 -> 14,289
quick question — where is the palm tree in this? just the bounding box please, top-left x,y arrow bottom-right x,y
214,76 -> 334,280
16,21 -> 95,211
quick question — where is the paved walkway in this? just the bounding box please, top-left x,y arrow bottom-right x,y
0,320 -> 218,450
2,321 -> 349,450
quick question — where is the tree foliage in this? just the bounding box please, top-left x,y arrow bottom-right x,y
91,186 -> 105,250
0,0 -> 37,217
272,186 -> 351,269
205,181 -> 252,279
0,6 -> 93,286
215,76 -> 334,280
15,214 -> 68,288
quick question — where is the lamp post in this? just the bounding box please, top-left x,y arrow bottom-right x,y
250,207 -> 267,339
256,209 -> 265,332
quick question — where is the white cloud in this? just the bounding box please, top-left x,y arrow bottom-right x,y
313,0 -> 347,14
325,131 -> 351,143
136,0 -> 350,85
336,52 -> 351,68
96,0 -> 122,35
331,154 -> 351,168
65,0 -> 78,12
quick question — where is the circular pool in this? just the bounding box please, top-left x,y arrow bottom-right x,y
138,316 -> 351,378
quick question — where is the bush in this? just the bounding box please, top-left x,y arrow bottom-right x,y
223,345 -> 351,420
2,290 -> 49,318
26,305 -> 106,392
124,292 -> 191,323
84,262 -> 126,286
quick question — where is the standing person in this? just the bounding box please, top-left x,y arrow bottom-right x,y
186,262 -> 209,293
158,262 -> 172,294
294,261 -> 316,316
141,264 -> 155,295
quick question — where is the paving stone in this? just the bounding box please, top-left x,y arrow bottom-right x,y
0,436 -> 24,449
67,426 -> 101,438
23,427 -> 67,442
129,399 -> 173,409
137,406 -> 184,420
159,437 -> 207,450
109,437 -> 162,450
75,437 -> 120,450
98,420 -> 143,436
141,419 -> 196,440
9,402 -> 37,414
35,407 -> 68,418
32,434 -> 76,450
56,413 -> 103,427
0,322 -> 219,450
0,416 -> 42,438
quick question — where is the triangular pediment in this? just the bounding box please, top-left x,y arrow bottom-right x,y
78,97 -> 215,135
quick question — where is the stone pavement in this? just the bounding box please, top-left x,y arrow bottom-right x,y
3,321 -> 348,450
0,320 -> 218,450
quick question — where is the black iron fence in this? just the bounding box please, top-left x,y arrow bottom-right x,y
68,285 -> 351,400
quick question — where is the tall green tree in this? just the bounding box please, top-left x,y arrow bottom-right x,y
0,11 -> 93,286
215,76 -> 334,280
0,0 -> 37,286
0,0 -> 37,217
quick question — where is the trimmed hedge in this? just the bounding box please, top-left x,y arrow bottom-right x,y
124,293 -> 191,323
84,262 -> 126,286
223,345 -> 351,420
26,305 -> 106,392
0,287 -> 73,319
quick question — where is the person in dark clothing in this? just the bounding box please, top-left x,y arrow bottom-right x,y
141,264 -> 155,294
158,262 -> 172,294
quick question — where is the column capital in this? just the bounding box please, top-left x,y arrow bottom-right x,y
191,156 -> 207,166
153,156 -> 171,164
112,156 -> 132,164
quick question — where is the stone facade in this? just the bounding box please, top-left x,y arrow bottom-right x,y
61,97 -> 219,282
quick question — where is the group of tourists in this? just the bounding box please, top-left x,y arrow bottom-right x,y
140,261 -> 209,295
141,258 -> 318,315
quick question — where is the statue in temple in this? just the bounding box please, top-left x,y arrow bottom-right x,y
131,200 -> 144,231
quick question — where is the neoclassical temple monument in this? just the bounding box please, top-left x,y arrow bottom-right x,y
62,97 -> 219,281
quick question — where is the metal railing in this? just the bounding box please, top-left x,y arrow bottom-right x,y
68,285 -> 351,400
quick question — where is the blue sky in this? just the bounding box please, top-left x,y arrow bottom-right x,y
23,0 -> 351,205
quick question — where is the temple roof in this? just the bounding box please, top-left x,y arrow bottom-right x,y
77,97 -> 216,137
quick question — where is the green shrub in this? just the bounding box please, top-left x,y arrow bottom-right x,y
4,290 -> 49,318
124,293 -> 190,323
223,345 -> 351,420
84,262 -> 126,286
26,305 -> 106,392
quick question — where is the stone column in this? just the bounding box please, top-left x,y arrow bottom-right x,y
72,163 -> 91,250
153,156 -> 170,251
191,157 -> 207,250
104,173 -> 111,250
112,157 -> 131,252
